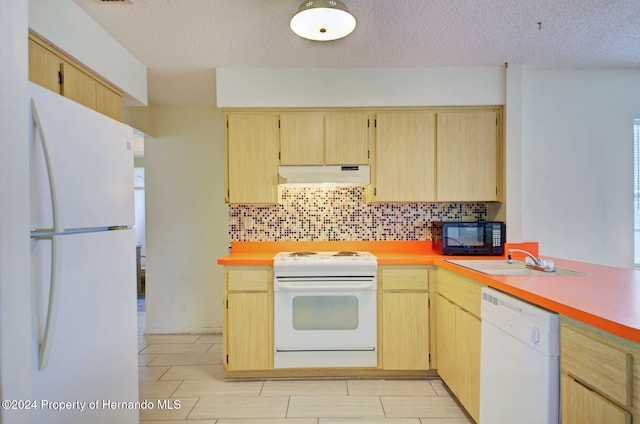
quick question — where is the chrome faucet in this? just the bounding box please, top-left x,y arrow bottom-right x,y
507,248 -> 555,272
507,248 -> 541,266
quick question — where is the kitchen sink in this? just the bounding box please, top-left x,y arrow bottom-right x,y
445,259 -> 586,276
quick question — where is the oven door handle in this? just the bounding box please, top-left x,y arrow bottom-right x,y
275,281 -> 375,291
276,347 -> 376,352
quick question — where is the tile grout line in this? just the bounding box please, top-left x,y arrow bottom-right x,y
285,395 -> 291,418
167,379 -> 185,398
155,364 -> 171,381
378,394 -> 387,418
182,395 -> 200,421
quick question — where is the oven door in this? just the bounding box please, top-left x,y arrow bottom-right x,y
273,278 -> 377,368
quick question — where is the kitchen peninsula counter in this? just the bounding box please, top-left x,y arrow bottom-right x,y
218,241 -> 640,343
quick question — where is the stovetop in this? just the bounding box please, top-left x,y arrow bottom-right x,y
273,251 -> 378,275
274,251 -> 376,262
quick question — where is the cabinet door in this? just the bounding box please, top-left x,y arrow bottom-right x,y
227,292 -> 271,371
60,62 -> 97,111
374,111 -> 436,201
436,110 -> 499,201
28,38 -> 61,93
381,291 -> 429,370
96,83 -> 123,122
280,112 -> 324,165
226,113 -> 280,203
561,373 -> 631,424
456,307 -> 481,423
436,294 -> 457,388
325,112 -> 370,165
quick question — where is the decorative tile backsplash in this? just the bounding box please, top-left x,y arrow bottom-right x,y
229,185 -> 487,242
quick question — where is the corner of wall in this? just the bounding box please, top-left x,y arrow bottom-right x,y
123,106 -> 156,137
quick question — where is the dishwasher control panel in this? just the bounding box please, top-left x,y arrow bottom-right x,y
481,288 -> 559,356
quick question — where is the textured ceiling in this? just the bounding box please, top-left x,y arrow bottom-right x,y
73,0 -> 640,106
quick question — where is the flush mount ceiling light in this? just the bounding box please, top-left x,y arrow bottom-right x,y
290,0 -> 356,41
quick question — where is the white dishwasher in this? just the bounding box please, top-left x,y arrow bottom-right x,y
479,287 -> 560,424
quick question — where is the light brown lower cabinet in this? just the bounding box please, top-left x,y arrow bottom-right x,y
435,269 -> 483,423
379,267 -> 430,370
454,306 -> 480,419
560,316 -> 638,423
435,294 -> 456,384
380,291 -> 429,369
561,373 -> 631,424
223,267 -> 273,371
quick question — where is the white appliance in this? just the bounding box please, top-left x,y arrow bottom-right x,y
278,165 -> 370,184
273,251 -> 378,368
480,287 -> 560,424
29,82 -> 139,424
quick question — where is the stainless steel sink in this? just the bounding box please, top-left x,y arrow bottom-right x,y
445,259 -> 586,276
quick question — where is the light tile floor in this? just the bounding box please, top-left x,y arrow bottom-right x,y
137,304 -> 473,424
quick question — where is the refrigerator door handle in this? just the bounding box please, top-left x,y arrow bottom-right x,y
31,98 -> 63,370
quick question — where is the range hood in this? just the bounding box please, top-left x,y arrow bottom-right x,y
278,165 -> 370,184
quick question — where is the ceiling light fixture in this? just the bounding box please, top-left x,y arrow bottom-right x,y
290,0 -> 356,41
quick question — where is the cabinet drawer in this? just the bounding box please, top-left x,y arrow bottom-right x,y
561,373 -> 631,424
227,268 -> 270,292
381,268 -> 429,291
561,324 -> 632,406
436,269 -> 483,317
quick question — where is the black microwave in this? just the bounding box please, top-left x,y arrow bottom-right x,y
432,221 -> 505,256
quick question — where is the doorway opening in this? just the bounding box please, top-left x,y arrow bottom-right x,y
134,156 -> 146,331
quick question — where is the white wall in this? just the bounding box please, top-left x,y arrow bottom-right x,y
217,66 -> 505,107
28,0 -> 147,105
502,65 -> 524,240
143,106 -> 226,333
0,0 -> 33,422
520,69 -> 640,268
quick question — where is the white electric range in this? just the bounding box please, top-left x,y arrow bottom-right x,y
272,251 -> 378,369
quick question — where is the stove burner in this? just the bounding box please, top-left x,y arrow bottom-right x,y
289,252 -> 317,257
334,251 -> 359,257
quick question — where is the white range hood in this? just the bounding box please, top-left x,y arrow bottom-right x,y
278,165 -> 370,184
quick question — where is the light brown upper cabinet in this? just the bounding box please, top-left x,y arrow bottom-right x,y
436,110 -> 501,201
60,62 -> 98,111
28,37 -> 61,93
324,112 -> 370,165
279,111 -> 370,165
373,111 -> 437,202
280,112 -> 324,165
225,112 -> 280,204
28,32 -> 123,121
223,107 -> 503,204
95,83 -> 125,122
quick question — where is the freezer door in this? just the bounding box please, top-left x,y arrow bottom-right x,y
29,82 -> 134,230
32,229 -> 138,424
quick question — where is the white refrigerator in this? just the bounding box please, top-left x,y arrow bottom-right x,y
29,82 -> 139,423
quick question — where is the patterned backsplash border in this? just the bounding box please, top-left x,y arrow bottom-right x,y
229,185 -> 487,242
